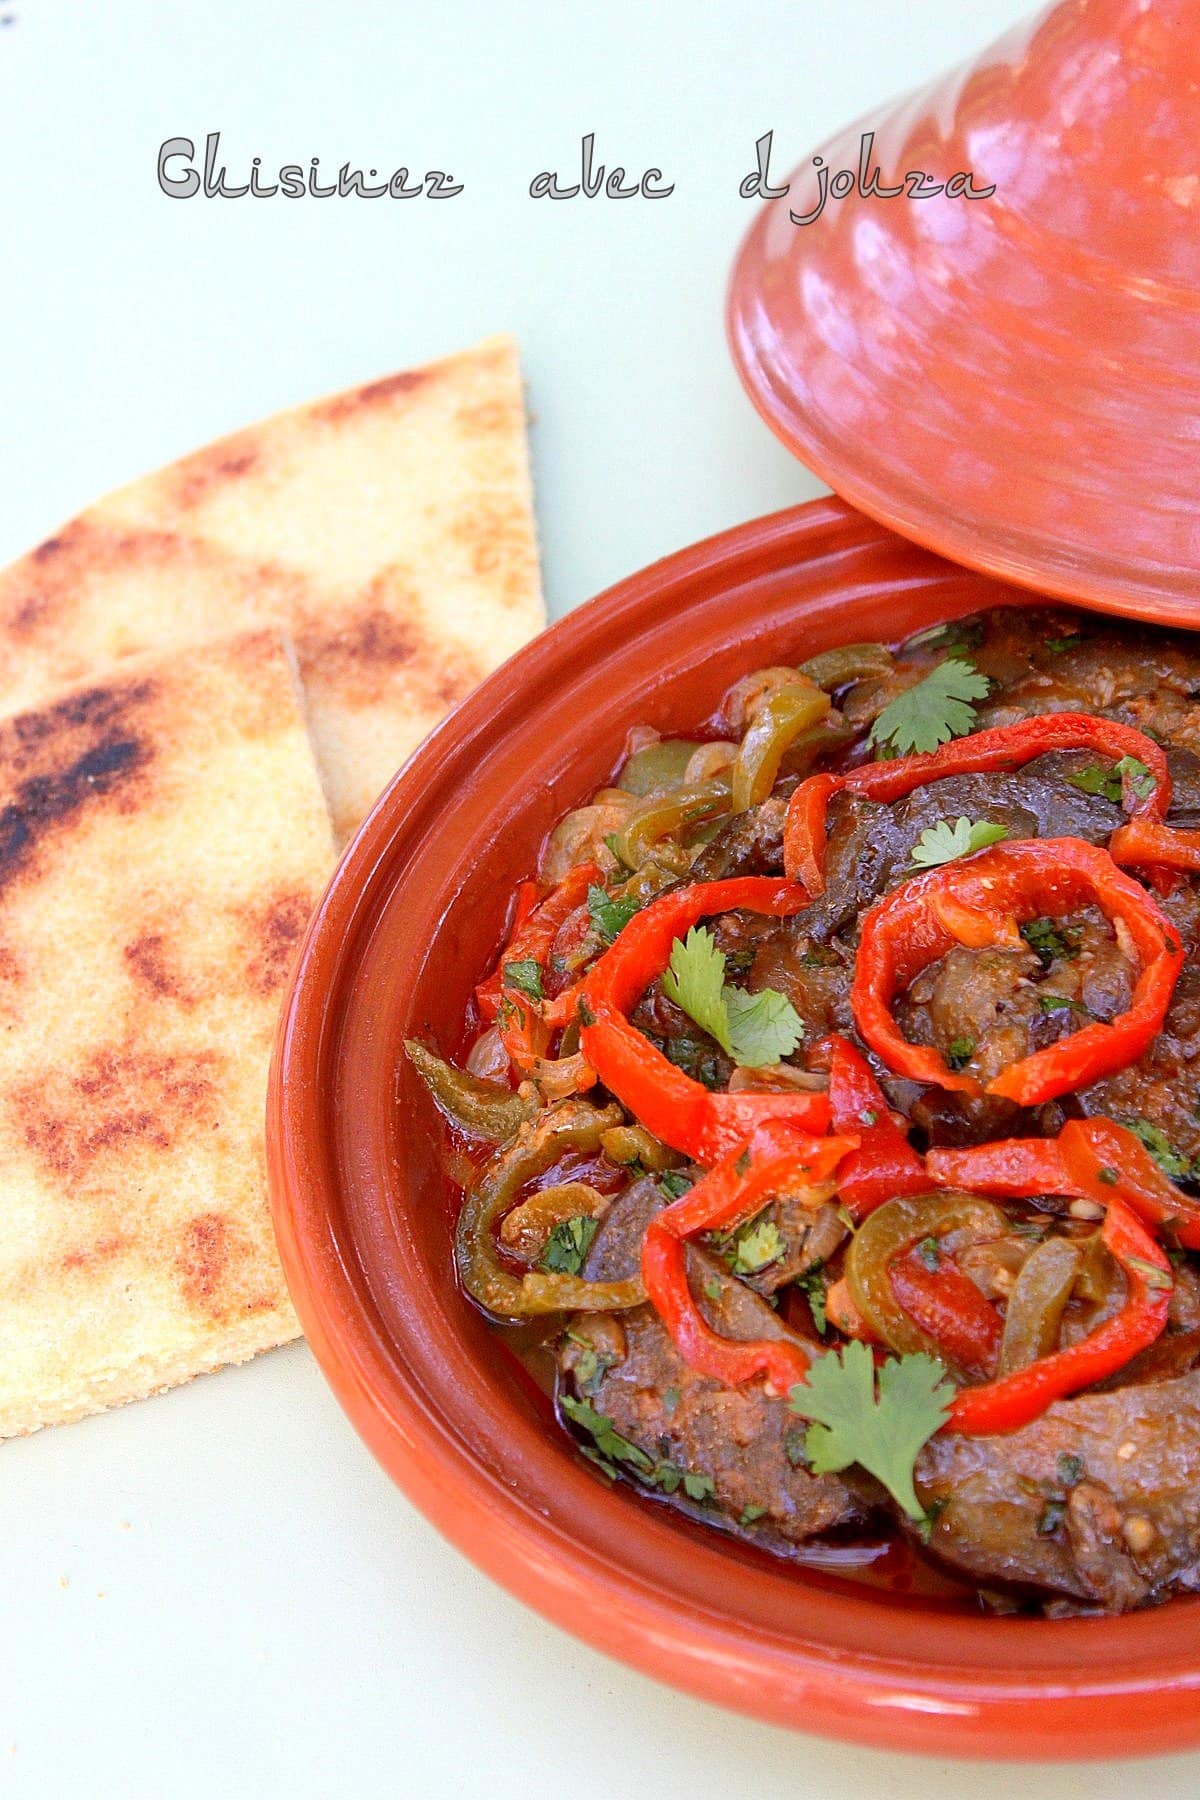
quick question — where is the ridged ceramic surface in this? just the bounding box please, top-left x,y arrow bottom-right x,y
729,0 -> 1200,616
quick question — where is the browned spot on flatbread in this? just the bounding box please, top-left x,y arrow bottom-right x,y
167,434 -> 261,511
0,680 -> 153,899
14,1043 -> 221,1191
0,520 -> 317,670
314,367 -> 431,424
124,932 -> 193,1006
448,495 -> 538,606
63,1235 -> 128,1272
294,576 -> 485,711
240,889 -> 312,999
176,1213 -> 229,1314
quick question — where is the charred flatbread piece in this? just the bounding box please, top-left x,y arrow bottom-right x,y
0,630 -> 335,1436
0,335 -> 543,841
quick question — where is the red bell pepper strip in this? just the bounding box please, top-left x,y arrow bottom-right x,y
474,862 -> 601,1071
927,1121 -> 1200,1251
783,715 -> 1169,894
1111,815 -> 1200,874
1059,1117 -> 1200,1250
814,1033 -> 929,1220
888,1249 -> 1002,1382
579,877 -> 832,1162
851,838 -> 1183,1105
641,1121 -> 855,1393
926,1137 -> 1078,1199
947,1196 -> 1171,1434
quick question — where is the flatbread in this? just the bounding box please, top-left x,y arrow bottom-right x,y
0,630 -> 335,1436
0,335 -> 544,841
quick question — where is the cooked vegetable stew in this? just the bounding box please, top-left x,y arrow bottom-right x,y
410,605 -> 1200,1614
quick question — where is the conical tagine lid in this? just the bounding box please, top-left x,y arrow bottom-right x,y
729,0 -> 1200,623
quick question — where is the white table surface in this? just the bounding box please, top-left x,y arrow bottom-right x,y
3,2 -> 1197,1794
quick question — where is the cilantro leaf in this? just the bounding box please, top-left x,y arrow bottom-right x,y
1121,1115 -> 1194,1181
789,1342 -> 954,1521
663,926 -> 729,1045
868,657 -> 990,757
1066,756 -> 1156,806
587,883 -> 641,945
539,1215 -> 600,1275
503,958 -> 544,1000
662,925 -> 804,1068
723,985 -> 806,1067
910,816 -> 1009,868
731,1216 -> 787,1275
658,1169 -> 694,1201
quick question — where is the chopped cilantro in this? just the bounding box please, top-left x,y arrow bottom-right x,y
1121,1116 -> 1194,1182
910,816 -> 1009,868
577,996 -> 596,1028
603,831 -> 630,868
1097,1166 -> 1118,1186
1037,1499 -> 1066,1537
731,1216 -> 787,1276
586,883 -> 641,945
946,1037 -> 975,1071
1115,755 -> 1157,801
503,958 -> 544,1000
1056,1452 -> 1085,1489
784,1428 -> 810,1468
739,1504 -> 768,1526
1021,916 -> 1079,966
796,1263 -> 828,1335
917,1236 -> 941,1272
1066,756 -> 1155,806
664,1036 -> 723,1089
662,925 -> 804,1068
566,1333 -> 615,1396
683,1472 -> 716,1503
658,1169 -> 694,1201
868,657 -> 990,757
1038,993 -> 1089,1017
561,1396 -> 654,1474
703,1276 -> 723,1302
789,1342 -> 955,1521
1045,634 -> 1085,655
540,1215 -> 600,1276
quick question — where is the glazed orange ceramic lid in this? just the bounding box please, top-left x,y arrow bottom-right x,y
728,0 -> 1200,621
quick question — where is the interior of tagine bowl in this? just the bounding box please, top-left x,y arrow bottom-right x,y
266,497 -> 1200,1761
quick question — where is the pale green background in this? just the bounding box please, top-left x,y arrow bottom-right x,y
2,2 -> 1194,1795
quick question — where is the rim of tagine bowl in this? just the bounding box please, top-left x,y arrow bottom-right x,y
727,0 -> 1200,621
266,497 -> 1200,1761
